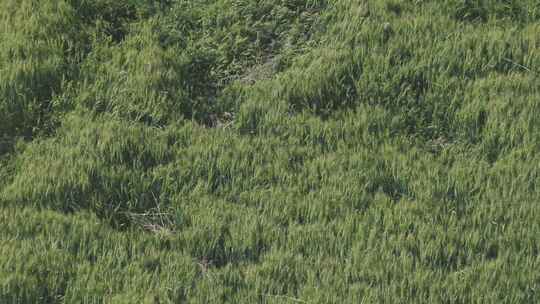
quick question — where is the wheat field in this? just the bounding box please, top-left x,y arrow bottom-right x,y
1,0 -> 539,303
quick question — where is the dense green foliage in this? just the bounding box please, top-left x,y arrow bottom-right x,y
1,0 -> 540,302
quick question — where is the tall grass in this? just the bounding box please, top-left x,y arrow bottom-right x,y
1,0 -> 540,302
